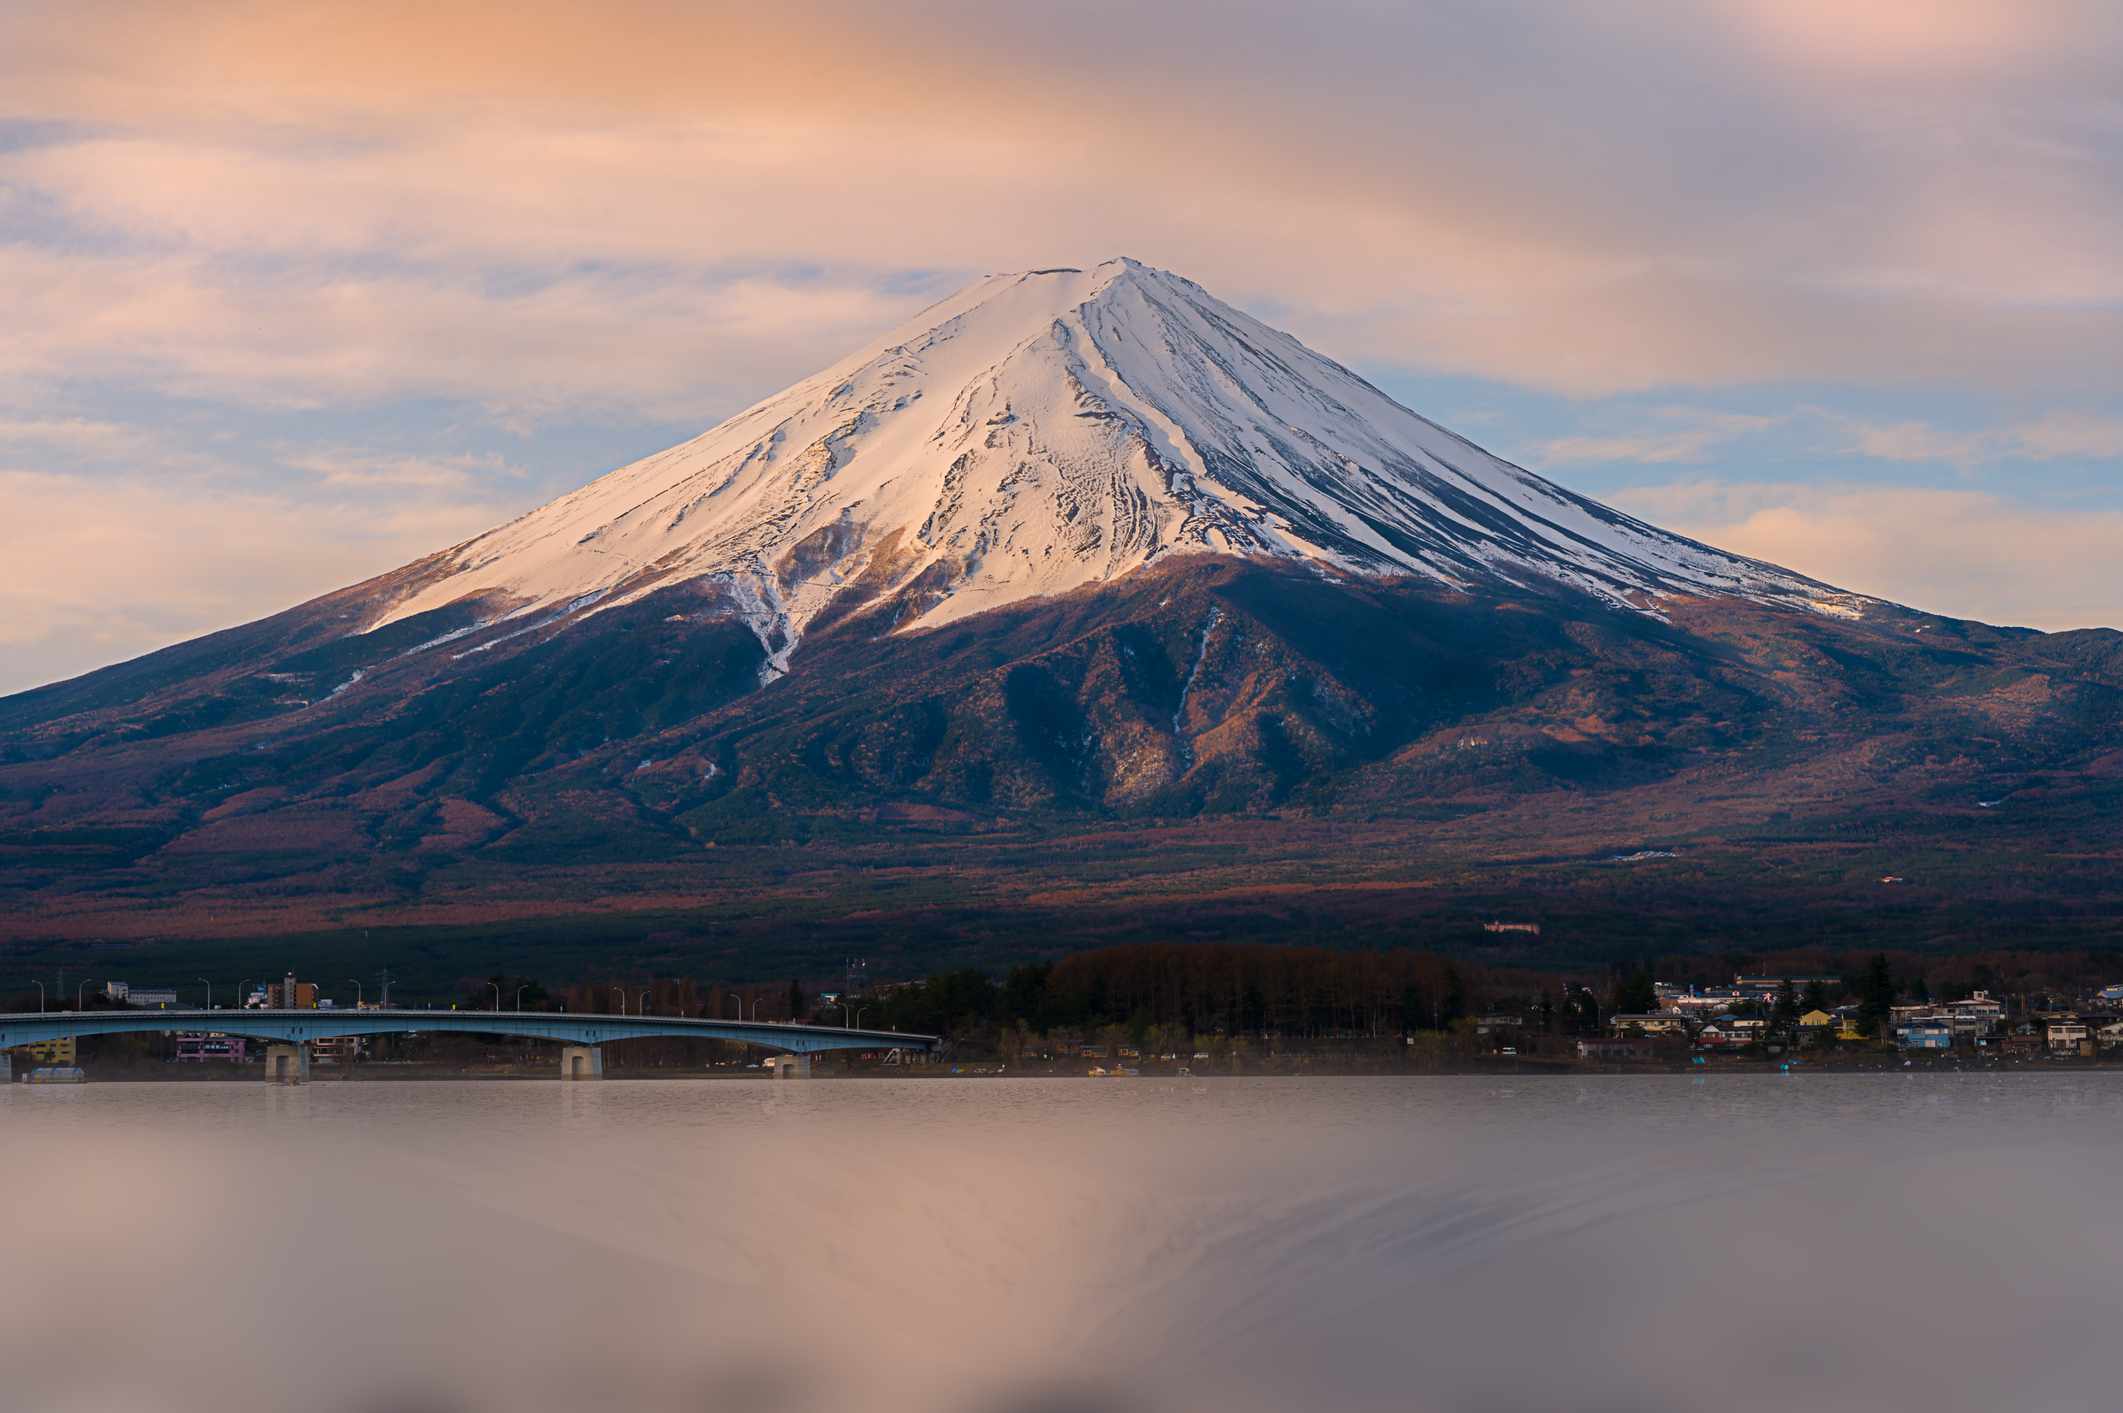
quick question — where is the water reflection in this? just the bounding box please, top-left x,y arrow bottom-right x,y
1,1076 -> 2115,1412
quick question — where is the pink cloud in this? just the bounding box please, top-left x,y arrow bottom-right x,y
0,468 -> 520,693
6,2 -> 2123,398
1616,481 -> 2123,630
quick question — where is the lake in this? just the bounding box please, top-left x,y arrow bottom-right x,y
2,1075 -> 2114,1412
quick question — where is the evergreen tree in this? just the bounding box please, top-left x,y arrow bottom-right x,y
1441,966 -> 1468,1028
1611,967 -> 1658,1014
1801,978 -> 1828,1014
1859,954 -> 1895,1036
1774,979 -> 1800,1025
1398,984 -> 1427,1036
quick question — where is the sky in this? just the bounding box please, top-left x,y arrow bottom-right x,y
4,0 -> 2122,694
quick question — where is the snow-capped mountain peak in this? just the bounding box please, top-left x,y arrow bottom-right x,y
373,258 -> 1857,671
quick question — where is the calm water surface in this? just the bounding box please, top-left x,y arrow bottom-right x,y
3,1075 -> 2115,1412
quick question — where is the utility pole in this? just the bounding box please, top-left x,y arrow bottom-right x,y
378,968 -> 395,1008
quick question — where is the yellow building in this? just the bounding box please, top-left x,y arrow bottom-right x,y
1798,1009 -> 1835,1029
23,1036 -> 76,1064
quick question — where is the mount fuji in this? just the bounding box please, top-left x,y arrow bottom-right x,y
2,260 -> 2117,967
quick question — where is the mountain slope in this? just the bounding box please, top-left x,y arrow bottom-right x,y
364,258 -> 1859,678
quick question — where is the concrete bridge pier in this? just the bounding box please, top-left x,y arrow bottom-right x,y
767,1054 -> 813,1079
1,1050 -> 11,1083
265,1043 -> 310,1084
560,1045 -> 604,1081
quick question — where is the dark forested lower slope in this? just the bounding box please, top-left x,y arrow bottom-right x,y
3,558 -> 2118,974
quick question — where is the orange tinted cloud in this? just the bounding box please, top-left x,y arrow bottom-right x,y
7,0 -> 2119,392
1618,481 -> 2123,631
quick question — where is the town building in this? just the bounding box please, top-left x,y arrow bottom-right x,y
266,975 -> 319,1009
174,1035 -> 248,1063
2047,1019 -> 2091,1055
1663,988 -> 1746,1016
1609,1013 -> 1690,1037
1896,1022 -> 1953,1051
22,1036 -> 76,1065
311,1035 -> 364,1065
1695,1019 -> 1763,1050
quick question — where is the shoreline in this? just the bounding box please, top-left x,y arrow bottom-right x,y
21,1054 -> 2123,1083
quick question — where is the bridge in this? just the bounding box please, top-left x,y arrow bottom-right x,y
0,1009 -> 936,1082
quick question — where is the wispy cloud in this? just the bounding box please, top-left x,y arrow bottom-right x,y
279,448 -> 525,492
2007,412 -> 2123,461
1615,479 -> 2123,629
1834,411 -> 2123,468
0,247 -> 935,420
0,416 -> 154,457
0,468 -> 518,693
1836,418 -> 1994,469
1533,409 -> 1777,466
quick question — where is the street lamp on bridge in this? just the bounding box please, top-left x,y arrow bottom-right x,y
76,979 -> 96,1011
348,978 -> 364,1008
29,980 -> 43,1013
197,977 -> 211,1011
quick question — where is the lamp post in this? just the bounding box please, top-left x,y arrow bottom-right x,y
515,985 -> 529,1012
76,979 -> 96,1011
610,985 -> 626,1016
238,979 -> 253,1012
489,982 -> 502,1013
30,980 -> 43,1013
197,977 -> 212,1011
347,978 -> 364,1008
853,1007 -> 871,1031
637,990 -> 652,1018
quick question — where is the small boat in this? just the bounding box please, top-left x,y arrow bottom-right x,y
26,1066 -> 86,1084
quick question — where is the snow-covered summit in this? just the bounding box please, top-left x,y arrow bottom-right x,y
374,258 -> 1857,669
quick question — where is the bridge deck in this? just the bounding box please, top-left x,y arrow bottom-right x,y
0,1009 -> 934,1055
